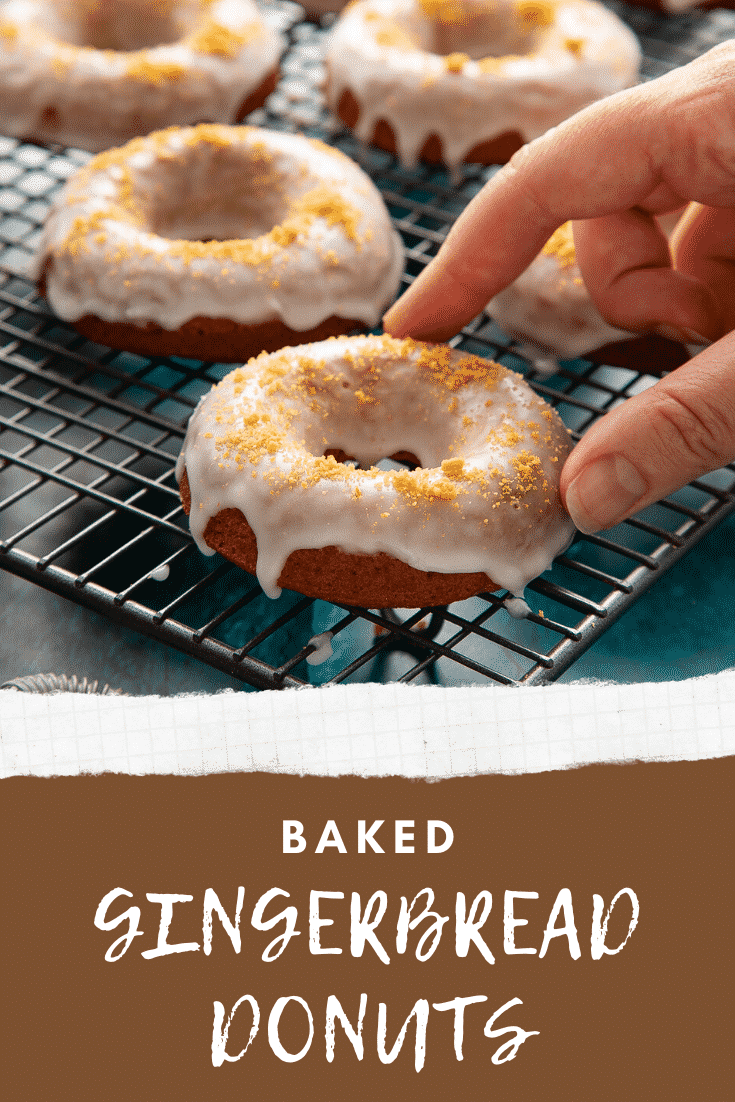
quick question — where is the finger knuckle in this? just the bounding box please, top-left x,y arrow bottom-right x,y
649,383 -> 735,470
512,173 -> 556,228
500,142 -> 558,225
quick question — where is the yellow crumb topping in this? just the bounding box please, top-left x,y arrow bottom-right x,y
65,149 -> 141,222
216,411 -> 289,467
62,207 -> 139,258
188,20 -> 261,58
415,343 -> 502,393
494,445 -> 548,501
515,0 -> 555,28
512,450 -> 543,485
564,37 -> 584,56
291,186 -> 363,244
391,468 -> 458,503
541,221 -> 576,268
125,55 -> 186,84
441,457 -> 465,478
188,122 -> 239,149
51,53 -> 74,76
418,0 -> 496,24
487,421 -> 523,448
375,23 -> 418,49
444,52 -> 470,73
0,20 -> 18,41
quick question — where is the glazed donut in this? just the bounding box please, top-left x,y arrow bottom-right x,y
486,217 -> 696,374
34,124 -> 405,362
325,0 -> 641,170
0,0 -> 284,152
176,334 -> 576,607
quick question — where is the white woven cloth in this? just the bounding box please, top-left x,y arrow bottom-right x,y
1,670 -> 733,778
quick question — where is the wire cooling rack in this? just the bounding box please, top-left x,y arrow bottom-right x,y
1,2 -> 734,690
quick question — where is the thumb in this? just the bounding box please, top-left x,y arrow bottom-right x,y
560,330 -> 735,534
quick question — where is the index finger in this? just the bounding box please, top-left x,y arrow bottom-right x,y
382,81 -> 666,341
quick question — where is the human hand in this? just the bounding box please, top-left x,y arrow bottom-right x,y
383,41 -> 735,533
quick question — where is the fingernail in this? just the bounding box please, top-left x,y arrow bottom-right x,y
565,456 -> 648,534
653,324 -> 710,347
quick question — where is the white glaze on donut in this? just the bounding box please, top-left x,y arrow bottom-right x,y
0,0 -> 284,152
33,124 -> 405,334
176,334 -> 576,598
325,0 -> 641,169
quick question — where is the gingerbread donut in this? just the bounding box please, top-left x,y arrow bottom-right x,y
176,334 -> 576,607
33,124 -> 405,362
486,217 -> 698,375
0,0 -> 284,152
325,0 -> 641,170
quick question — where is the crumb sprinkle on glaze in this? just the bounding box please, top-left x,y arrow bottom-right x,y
187,18 -> 263,58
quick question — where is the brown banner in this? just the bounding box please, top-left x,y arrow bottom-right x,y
2,759 -> 733,1100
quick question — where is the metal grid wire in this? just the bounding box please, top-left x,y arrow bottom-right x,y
1,1 -> 734,690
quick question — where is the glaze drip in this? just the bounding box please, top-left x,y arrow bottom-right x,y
325,0 -> 641,169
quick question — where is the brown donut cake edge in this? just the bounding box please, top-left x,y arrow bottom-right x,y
233,67 -> 280,123
179,467 -> 496,608
38,250 -> 690,371
334,87 -> 525,167
38,276 -> 689,373
46,293 -> 367,362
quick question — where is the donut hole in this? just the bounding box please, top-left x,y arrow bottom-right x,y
325,447 -> 420,470
42,0 -> 194,51
147,141 -> 294,243
304,366 -> 455,472
413,0 -> 551,60
153,202 -> 287,243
